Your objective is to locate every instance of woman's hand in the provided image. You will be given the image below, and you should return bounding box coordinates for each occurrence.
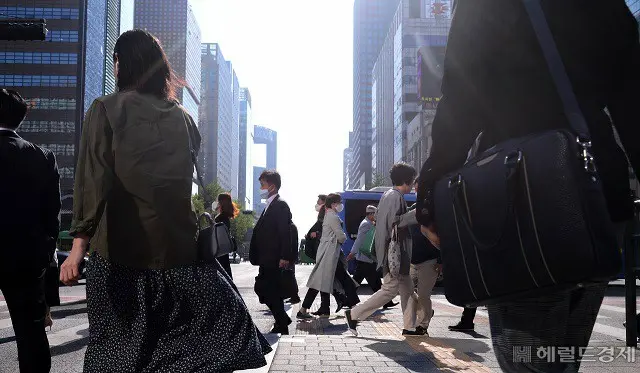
[60,236,89,286]
[310,232,317,239]
[421,225,440,249]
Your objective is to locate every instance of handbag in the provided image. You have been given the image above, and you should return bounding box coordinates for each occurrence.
[433,0,620,307]
[178,109,230,263]
[387,225,402,278]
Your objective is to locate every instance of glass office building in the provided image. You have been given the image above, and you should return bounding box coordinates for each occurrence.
[351,0,401,189]
[1,1,85,197]
[239,88,254,208]
[200,43,239,193]
[135,0,201,121]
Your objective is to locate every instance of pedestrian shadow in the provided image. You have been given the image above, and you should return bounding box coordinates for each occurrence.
[448,329,490,339]
[51,307,88,318]
[50,337,88,356]
[357,336,492,372]
[0,336,16,345]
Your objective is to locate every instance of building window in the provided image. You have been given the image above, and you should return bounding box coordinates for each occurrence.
[18,121,75,133]
[25,98,76,110]
[46,31,79,43]
[40,144,75,157]
[0,75,77,87]
[0,52,78,65]
[0,7,79,20]
[58,167,75,179]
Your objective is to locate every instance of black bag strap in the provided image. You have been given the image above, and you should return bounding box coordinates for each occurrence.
[177,105,212,207]
[521,0,590,139]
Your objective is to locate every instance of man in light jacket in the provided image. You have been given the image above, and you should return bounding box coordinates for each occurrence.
[345,163,421,336]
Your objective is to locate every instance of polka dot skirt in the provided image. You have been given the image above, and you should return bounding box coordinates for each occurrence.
[83,253,272,372]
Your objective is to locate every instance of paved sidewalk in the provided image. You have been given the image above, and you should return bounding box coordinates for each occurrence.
[266,282,639,373]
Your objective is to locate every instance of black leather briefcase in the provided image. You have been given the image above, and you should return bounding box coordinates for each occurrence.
[434,0,621,308]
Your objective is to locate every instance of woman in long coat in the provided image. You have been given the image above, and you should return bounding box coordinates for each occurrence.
[297,194,358,318]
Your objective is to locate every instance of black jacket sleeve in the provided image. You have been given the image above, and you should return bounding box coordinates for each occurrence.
[43,150,61,255]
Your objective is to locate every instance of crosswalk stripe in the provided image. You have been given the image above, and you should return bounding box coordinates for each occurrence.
[600,304,629,314]
[47,323,89,347]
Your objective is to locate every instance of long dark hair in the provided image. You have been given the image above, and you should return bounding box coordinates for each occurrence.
[113,29,182,100]
[217,193,239,219]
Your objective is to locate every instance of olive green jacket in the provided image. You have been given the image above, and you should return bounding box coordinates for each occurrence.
[70,91,201,269]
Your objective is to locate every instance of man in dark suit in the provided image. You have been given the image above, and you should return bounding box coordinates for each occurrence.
[250,170,294,334]
[0,89,61,372]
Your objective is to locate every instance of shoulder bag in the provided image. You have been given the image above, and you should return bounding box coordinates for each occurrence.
[433,0,621,307]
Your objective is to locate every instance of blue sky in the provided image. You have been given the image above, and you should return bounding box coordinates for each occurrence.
[190,0,354,231]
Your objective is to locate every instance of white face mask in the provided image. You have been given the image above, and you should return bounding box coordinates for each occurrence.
[211,202,219,211]
[315,204,322,212]
[335,204,344,213]
[260,188,270,198]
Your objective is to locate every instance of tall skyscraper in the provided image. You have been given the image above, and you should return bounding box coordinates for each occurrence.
[85,0,134,109]
[231,66,240,195]
[0,0,134,228]
[134,0,201,121]
[253,125,277,214]
[239,88,254,208]
[351,0,401,190]
[1,2,84,196]
[199,43,239,193]
[372,0,451,171]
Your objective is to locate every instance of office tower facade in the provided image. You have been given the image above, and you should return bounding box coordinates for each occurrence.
[0,1,85,196]
[200,43,239,193]
[253,125,277,214]
[371,30,395,186]
[0,0,134,228]
[134,0,201,121]
[239,88,254,208]
[231,67,240,195]
[351,0,401,190]
[372,0,451,169]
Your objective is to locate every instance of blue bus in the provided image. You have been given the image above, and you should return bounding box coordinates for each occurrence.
[337,188,416,273]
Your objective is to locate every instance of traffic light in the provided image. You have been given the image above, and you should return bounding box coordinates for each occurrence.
[0,19,47,41]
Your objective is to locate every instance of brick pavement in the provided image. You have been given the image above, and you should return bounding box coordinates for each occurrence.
[265,288,639,373]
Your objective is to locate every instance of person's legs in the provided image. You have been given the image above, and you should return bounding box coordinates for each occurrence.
[362,262,383,292]
[352,261,367,285]
[397,274,419,331]
[301,288,319,310]
[487,285,605,373]
[350,273,399,321]
[319,292,330,311]
[414,260,439,329]
[261,268,290,328]
[563,283,607,371]
[2,269,51,373]
[333,263,360,308]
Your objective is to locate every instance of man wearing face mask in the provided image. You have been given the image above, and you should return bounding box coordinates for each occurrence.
[250,170,295,334]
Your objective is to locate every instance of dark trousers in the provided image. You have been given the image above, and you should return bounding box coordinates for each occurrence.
[352,260,383,292]
[461,307,477,324]
[488,284,606,373]
[0,268,51,373]
[302,289,330,311]
[258,267,291,326]
[216,255,233,280]
[333,262,360,307]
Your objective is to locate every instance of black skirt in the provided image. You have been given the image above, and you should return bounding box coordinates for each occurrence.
[84,253,271,373]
